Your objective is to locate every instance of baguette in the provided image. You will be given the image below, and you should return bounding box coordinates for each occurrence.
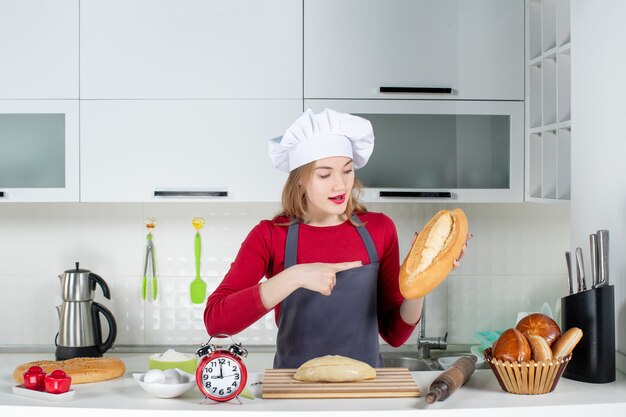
[13,356,125,384]
[551,327,583,359]
[399,208,468,299]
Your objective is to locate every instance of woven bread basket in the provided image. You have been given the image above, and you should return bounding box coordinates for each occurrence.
[483,347,572,395]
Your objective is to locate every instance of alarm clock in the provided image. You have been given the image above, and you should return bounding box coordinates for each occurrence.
[195,335,248,402]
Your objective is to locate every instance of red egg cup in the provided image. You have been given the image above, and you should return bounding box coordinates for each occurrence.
[44,370,72,394]
[23,366,46,391]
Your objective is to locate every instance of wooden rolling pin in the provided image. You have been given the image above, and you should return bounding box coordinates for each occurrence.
[425,356,476,404]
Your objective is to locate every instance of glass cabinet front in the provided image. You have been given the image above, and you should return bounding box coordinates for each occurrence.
[305,99,523,202]
[0,101,78,202]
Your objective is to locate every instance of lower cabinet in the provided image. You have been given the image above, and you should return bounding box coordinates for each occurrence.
[80,100,302,202]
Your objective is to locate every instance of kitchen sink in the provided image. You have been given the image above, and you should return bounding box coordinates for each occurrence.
[381,350,489,372]
[381,352,440,371]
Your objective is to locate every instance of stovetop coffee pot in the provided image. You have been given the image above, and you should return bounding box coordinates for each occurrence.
[55,262,117,360]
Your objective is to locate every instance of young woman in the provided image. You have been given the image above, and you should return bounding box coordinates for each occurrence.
[204,109,467,368]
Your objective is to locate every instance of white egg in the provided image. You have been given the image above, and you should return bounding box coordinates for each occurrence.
[163,369,182,384]
[143,369,166,384]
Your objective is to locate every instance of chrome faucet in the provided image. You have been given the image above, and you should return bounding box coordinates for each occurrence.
[416,298,447,359]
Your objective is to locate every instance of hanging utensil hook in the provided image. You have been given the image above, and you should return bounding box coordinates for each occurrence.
[142,218,158,301]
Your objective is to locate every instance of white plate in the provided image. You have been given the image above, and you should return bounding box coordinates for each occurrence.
[12,385,75,402]
[133,369,197,399]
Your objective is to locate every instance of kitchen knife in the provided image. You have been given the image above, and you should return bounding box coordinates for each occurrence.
[589,234,599,288]
[596,230,609,287]
[565,251,574,294]
[575,247,586,292]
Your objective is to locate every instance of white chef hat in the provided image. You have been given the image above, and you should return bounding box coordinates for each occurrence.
[268,108,375,172]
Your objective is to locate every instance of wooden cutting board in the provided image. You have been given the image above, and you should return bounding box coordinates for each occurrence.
[262,367,420,399]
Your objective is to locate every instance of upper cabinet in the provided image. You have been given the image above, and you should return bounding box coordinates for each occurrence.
[304,0,524,101]
[526,0,571,203]
[306,99,524,203]
[80,100,301,202]
[0,0,79,99]
[0,100,80,202]
[80,0,302,99]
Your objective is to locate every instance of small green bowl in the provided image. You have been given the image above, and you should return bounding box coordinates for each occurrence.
[149,357,197,375]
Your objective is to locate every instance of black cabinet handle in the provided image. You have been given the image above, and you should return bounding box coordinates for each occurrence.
[154,190,228,198]
[0,191,4,198]
[379,87,453,94]
[379,191,452,198]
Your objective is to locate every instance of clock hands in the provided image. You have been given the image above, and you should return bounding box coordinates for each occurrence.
[210,362,225,379]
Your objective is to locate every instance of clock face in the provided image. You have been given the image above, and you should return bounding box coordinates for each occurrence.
[197,354,246,400]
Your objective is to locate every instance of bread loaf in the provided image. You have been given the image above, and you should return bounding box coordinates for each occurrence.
[526,334,553,361]
[551,327,583,359]
[516,313,561,347]
[492,328,531,363]
[399,209,468,299]
[293,355,376,382]
[13,356,125,384]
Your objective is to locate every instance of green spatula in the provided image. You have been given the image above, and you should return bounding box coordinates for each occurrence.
[190,217,206,304]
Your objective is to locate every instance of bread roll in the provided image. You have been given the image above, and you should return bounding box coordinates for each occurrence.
[551,327,583,359]
[516,313,561,347]
[492,328,531,363]
[399,209,468,299]
[293,355,376,382]
[13,357,125,384]
[526,334,553,361]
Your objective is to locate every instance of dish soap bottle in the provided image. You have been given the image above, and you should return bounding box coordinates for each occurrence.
[425,356,477,404]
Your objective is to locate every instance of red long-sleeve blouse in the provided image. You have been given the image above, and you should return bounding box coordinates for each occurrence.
[204,212,416,347]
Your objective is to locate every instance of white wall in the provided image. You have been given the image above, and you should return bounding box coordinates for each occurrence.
[571,1,626,372]
[0,202,569,349]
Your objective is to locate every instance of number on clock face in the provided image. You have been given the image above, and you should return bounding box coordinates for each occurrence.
[201,357,241,398]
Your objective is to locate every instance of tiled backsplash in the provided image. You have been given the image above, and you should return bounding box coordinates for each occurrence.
[0,202,570,348]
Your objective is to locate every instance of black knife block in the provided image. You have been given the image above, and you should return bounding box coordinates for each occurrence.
[560,285,615,383]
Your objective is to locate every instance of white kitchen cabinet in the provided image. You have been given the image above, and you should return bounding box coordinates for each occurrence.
[80,100,302,202]
[526,0,571,202]
[0,0,78,99]
[304,0,524,101]
[306,100,524,203]
[0,100,79,202]
[80,0,302,99]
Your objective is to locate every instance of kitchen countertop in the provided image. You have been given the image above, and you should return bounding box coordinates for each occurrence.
[2,351,626,417]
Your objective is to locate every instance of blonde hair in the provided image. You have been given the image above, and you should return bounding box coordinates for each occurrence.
[276,161,368,226]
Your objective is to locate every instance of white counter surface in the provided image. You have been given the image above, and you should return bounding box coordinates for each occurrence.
[1,351,625,417]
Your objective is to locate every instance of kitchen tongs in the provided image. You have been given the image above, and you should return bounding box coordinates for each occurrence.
[142,218,158,301]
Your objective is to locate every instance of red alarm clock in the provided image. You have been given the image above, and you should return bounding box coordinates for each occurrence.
[195,335,248,402]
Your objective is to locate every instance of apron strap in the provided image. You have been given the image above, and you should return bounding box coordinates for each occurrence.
[284,218,300,268]
[284,214,379,269]
[351,214,379,264]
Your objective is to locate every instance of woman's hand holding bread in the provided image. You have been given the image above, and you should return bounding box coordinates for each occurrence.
[399,209,469,299]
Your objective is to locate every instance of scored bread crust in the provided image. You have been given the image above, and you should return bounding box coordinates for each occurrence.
[493,328,532,363]
[516,313,561,347]
[399,208,468,299]
[293,355,376,382]
[13,356,125,384]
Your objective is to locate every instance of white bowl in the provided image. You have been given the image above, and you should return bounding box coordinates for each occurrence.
[132,369,197,399]
[437,353,484,370]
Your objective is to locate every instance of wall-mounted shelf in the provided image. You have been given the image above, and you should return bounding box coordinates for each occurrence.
[526,0,571,203]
